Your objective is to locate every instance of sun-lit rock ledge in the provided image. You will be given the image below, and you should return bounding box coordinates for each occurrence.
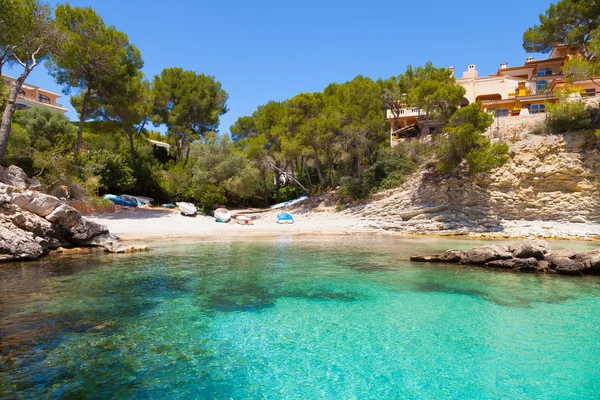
[410,239,600,275]
[0,165,148,262]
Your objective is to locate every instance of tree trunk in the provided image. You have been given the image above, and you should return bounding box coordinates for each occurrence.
[183,147,191,167]
[175,137,183,164]
[291,166,298,198]
[306,165,313,194]
[260,169,269,207]
[75,87,91,155]
[128,130,136,164]
[0,68,31,161]
[274,167,281,203]
[314,152,324,188]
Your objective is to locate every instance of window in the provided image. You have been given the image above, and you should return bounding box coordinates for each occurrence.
[537,68,553,76]
[492,108,509,118]
[585,88,596,97]
[531,104,545,114]
[37,94,50,104]
[537,80,548,92]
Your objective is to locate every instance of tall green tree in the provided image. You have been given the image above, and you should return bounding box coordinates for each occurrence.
[47,3,143,155]
[95,72,152,163]
[0,0,60,161]
[522,0,600,59]
[324,76,387,178]
[152,67,228,164]
[405,62,465,134]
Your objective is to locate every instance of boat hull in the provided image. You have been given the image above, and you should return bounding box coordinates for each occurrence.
[277,212,294,224]
[235,215,253,225]
[176,202,197,216]
[215,208,231,223]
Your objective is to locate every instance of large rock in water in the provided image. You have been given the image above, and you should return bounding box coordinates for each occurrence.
[45,204,109,242]
[0,219,44,261]
[509,239,550,260]
[461,245,513,264]
[0,165,144,262]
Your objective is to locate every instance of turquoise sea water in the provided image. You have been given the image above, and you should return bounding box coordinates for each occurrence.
[1,236,600,399]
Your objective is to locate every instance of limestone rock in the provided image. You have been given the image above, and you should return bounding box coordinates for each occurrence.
[86,234,149,253]
[575,249,600,274]
[45,204,108,242]
[509,239,550,260]
[410,249,464,262]
[6,165,29,189]
[461,245,513,264]
[14,192,62,217]
[570,216,588,223]
[0,183,13,204]
[485,257,539,271]
[546,254,585,275]
[0,220,44,261]
[0,165,142,263]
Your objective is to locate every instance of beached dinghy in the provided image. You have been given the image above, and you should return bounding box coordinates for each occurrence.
[176,202,197,216]
[270,195,308,209]
[235,214,253,225]
[277,212,294,224]
[104,194,138,207]
[214,208,231,223]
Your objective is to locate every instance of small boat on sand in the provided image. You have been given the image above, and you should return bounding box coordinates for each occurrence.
[104,194,138,207]
[270,195,308,210]
[215,208,231,223]
[122,195,154,207]
[235,215,253,225]
[176,202,197,216]
[277,212,294,224]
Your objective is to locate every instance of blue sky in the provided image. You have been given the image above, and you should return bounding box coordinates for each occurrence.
[7,0,554,134]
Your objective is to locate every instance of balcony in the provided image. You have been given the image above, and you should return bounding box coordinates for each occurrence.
[386,108,422,119]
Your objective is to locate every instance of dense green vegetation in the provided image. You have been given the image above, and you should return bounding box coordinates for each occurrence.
[1,0,516,208]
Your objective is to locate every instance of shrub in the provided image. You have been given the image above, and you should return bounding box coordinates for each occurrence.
[436,104,509,175]
[546,100,592,133]
[85,150,136,194]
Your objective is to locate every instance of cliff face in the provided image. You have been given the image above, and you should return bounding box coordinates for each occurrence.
[347,132,600,237]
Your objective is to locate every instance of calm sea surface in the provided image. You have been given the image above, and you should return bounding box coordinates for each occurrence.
[1,236,599,399]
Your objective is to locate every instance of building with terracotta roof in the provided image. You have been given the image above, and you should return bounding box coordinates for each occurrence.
[388,44,599,146]
[2,75,68,114]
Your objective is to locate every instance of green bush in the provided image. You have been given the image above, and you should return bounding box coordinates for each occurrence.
[436,103,509,175]
[546,100,592,133]
[85,150,136,194]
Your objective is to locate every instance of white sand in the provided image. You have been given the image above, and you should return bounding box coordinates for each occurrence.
[88,207,600,242]
[87,208,373,240]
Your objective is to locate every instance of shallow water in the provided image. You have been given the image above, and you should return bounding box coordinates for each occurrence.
[1,236,600,399]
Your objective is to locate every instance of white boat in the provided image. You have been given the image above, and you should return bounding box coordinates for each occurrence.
[122,195,154,207]
[176,202,197,216]
[214,208,231,223]
[235,215,253,225]
[270,195,308,210]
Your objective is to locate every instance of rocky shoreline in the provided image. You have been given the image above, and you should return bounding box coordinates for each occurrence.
[411,239,600,276]
[0,165,147,263]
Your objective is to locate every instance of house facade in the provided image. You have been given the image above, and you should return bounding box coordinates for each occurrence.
[2,75,68,114]
[388,44,598,146]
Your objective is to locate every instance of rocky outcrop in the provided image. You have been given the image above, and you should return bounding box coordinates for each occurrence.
[410,239,600,276]
[345,129,600,238]
[0,166,148,262]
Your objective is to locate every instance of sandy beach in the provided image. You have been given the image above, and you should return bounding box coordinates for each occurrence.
[87,207,374,241]
[87,206,600,242]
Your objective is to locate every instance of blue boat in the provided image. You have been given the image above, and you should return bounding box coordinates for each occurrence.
[277,212,294,224]
[103,194,138,207]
